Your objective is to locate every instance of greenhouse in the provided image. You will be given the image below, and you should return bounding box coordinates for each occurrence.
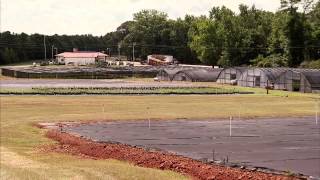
[216,67,247,85]
[300,71,320,93]
[156,68,183,81]
[273,69,320,93]
[229,68,320,93]
[237,68,288,88]
[217,67,320,93]
[172,69,222,82]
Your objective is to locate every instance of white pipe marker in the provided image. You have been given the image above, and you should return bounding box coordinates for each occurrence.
[230,116,232,137]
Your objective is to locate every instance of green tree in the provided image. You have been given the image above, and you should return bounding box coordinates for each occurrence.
[251,54,288,67]
[269,11,289,57]
[306,1,320,61]
[280,0,314,67]
[188,17,225,65]
[1,48,18,64]
[123,10,170,59]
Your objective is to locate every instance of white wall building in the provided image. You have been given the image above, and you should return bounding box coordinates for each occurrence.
[56,51,108,66]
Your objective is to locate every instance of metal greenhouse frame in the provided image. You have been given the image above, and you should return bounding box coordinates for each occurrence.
[237,68,288,88]
[273,69,320,93]
[157,68,183,81]
[172,69,222,82]
[216,67,247,85]
[230,68,320,93]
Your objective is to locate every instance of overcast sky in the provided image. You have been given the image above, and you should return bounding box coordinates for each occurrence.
[1,0,281,36]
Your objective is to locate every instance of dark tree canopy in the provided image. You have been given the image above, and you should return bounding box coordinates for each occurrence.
[1,1,319,68]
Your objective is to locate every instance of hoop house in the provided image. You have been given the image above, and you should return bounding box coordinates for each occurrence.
[157,68,183,81]
[300,71,320,93]
[274,69,320,92]
[172,69,222,82]
[238,68,287,88]
[217,67,247,84]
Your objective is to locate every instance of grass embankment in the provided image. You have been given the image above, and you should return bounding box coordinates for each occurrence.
[0,87,244,95]
[1,93,319,179]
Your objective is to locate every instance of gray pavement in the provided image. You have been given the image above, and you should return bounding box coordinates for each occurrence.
[64,117,320,178]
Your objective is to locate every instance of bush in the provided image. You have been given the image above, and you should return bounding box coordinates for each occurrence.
[300,60,320,69]
[250,54,288,67]
[40,61,49,66]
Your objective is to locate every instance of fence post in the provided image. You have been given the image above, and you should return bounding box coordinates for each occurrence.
[229,116,232,137]
[102,104,105,120]
[212,149,215,162]
[316,102,319,125]
[147,107,150,129]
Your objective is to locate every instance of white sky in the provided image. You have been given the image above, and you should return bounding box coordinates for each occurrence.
[1,0,281,36]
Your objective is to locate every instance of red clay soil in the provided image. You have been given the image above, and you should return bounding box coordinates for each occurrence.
[46,130,301,180]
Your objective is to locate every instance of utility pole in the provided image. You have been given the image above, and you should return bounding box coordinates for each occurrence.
[107,48,110,57]
[44,35,47,61]
[51,45,54,60]
[0,0,2,36]
[132,42,136,61]
[118,43,121,60]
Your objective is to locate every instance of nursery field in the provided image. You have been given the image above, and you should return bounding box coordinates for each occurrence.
[1,93,319,179]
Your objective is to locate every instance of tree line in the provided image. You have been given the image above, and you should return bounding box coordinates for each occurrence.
[0,0,319,68]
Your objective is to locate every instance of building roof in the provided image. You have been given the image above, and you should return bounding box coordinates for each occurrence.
[301,71,320,88]
[55,52,108,58]
[174,69,223,82]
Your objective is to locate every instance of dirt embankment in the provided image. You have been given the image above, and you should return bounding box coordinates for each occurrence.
[44,130,301,180]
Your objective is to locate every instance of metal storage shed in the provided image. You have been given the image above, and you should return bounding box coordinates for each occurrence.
[172,69,222,82]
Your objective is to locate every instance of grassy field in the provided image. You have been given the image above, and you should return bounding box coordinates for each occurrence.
[1,92,319,179]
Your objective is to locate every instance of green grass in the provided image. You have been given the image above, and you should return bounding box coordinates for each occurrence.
[1,93,319,179]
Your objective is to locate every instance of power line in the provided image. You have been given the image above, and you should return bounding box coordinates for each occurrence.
[0,0,2,36]
[43,35,46,60]
[0,40,320,50]
[0,43,319,50]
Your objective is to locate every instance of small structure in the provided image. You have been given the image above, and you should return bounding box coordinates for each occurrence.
[179,64,213,69]
[56,50,108,66]
[157,68,181,81]
[172,69,222,82]
[217,67,320,93]
[274,69,320,93]
[300,71,320,93]
[237,68,288,88]
[147,55,173,66]
[217,67,247,85]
